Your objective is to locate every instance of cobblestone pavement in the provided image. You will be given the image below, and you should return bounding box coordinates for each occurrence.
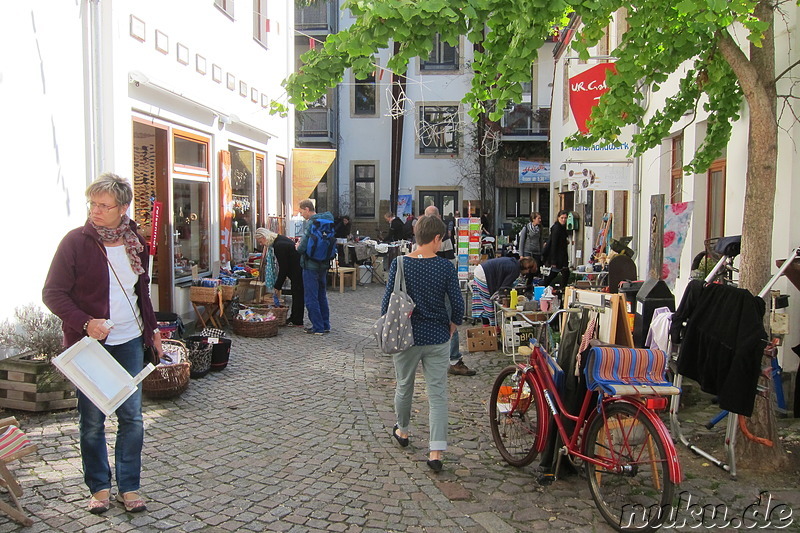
[2,283,799,531]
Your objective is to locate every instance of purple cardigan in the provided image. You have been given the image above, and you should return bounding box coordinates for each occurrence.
[42,220,158,348]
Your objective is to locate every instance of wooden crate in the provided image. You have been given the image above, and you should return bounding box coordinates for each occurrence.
[0,355,77,412]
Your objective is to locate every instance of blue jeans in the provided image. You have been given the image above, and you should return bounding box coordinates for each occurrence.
[302,268,330,332]
[449,330,462,363]
[78,336,144,494]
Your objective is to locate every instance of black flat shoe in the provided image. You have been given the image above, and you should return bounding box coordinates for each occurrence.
[426,459,443,472]
[392,425,409,447]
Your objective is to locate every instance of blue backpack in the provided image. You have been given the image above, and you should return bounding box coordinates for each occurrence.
[306,218,337,262]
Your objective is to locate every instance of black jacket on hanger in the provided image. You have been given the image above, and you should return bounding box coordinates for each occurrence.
[673,281,767,416]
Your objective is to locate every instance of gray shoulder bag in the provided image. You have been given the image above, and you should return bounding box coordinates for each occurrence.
[372,256,415,354]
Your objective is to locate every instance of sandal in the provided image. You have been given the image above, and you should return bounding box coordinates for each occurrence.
[117,491,147,513]
[88,490,111,514]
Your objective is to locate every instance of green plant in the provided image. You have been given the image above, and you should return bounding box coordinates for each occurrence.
[0,304,63,361]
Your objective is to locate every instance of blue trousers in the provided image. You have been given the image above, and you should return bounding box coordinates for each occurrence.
[78,336,144,494]
[302,268,330,332]
[449,330,462,363]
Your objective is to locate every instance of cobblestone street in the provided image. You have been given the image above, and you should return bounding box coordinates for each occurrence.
[2,283,799,532]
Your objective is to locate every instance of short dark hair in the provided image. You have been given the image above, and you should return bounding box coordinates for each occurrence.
[557,209,569,218]
[519,257,537,273]
[414,215,446,245]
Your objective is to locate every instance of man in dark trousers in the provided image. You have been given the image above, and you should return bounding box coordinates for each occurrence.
[297,199,334,335]
[383,212,405,242]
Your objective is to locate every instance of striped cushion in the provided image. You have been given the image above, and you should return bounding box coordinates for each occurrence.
[0,426,31,460]
[584,346,680,397]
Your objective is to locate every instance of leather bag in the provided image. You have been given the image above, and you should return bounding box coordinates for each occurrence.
[372,256,415,354]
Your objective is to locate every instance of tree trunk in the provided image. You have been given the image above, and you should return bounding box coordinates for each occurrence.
[717,1,786,469]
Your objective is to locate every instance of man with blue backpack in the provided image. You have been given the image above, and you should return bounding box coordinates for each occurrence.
[296,199,337,334]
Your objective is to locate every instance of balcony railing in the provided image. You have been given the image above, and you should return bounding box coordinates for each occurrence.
[295,2,334,32]
[500,104,550,138]
[296,108,334,142]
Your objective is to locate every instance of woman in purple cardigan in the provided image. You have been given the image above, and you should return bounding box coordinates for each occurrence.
[43,173,162,515]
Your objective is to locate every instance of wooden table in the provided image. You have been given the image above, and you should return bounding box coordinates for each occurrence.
[330,266,357,293]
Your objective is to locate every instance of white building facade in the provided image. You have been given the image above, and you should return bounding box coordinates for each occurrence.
[1,1,294,322]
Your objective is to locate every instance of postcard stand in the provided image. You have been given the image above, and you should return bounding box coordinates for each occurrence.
[52,336,155,416]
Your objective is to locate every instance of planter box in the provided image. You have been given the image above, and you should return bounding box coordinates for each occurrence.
[0,354,77,412]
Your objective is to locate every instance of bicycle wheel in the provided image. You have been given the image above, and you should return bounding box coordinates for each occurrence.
[489,366,543,467]
[584,401,675,532]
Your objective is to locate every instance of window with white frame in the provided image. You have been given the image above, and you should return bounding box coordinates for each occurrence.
[419,105,460,155]
[421,34,459,71]
[172,130,211,280]
[354,164,376,218]
[215,0,234,18]
[353,72,377,116]
[253,0,268,47]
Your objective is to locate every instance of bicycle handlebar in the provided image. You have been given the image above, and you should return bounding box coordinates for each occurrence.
[513,307,580,327]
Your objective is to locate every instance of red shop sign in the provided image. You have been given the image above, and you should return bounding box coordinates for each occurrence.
[569,63,617,134]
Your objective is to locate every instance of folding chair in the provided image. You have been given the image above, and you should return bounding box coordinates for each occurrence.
[0,417,38,526]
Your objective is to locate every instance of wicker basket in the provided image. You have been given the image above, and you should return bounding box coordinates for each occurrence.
[220,285,236,301]
[497,385,532,412]
[142,340,191,399]
[190,286,219,305]
[232,317,279,338]
[243,304,287,326]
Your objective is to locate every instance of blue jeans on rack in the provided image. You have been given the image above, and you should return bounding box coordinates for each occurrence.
[303,268,330,332]
[78,336,144,495]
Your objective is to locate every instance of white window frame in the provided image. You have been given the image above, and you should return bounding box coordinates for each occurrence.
[214,0,234,19]
[253,0,268,49]
[351,71,378,117]
[420,34,460,73]
[352,161,378,219]
[417,104,461,156]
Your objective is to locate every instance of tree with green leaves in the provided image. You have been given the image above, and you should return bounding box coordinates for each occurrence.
[284,0,794,469]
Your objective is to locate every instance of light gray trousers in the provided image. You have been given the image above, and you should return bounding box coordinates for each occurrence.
[393,341,449,451]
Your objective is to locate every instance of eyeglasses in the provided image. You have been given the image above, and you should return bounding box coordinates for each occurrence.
[87,201,119,213]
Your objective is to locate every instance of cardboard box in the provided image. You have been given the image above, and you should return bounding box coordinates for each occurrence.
[466,327,498,352]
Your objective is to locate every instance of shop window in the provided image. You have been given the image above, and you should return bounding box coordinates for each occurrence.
[353,73,377,116]
[670,134,683,203]
[173,180,210,280]
[706,159,726,239]
[354,164,376,218]
[419,105,459,155]
[421,34,458,71]
[253,0,268,48]
[504,188,532,218]
[229,145,265,264]
[173,130,209,176]
[214,0,234,19]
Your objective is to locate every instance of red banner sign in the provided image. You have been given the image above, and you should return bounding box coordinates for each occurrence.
[149,201,162,256]
[569,63,617,134]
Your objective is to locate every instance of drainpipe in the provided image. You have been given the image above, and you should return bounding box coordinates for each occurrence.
[87,0,104,179]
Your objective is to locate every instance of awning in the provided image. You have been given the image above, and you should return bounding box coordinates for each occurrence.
[291,148,336,213]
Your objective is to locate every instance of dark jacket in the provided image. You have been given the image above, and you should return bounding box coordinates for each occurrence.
[385,216,404,242]
[518,222,542,257]
[42,219,158,348]
[297,211,334,270]
[543,221,569,268]
[334,219,351,239]
[482,257,522,295]
[272,235,303,291]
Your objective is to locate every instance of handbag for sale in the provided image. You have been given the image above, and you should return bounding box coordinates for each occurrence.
[372,256,415,354]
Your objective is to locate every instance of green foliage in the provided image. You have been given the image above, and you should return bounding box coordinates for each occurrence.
[282,0,775,174]
[0,304,63,360]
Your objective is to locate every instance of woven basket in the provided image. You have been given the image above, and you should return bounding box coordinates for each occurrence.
[497,385,532,412]
[190,286,219,305]
[243,304,287,326]
[232,317,279,338]
[142,340,191,399]
[220,285,236,302]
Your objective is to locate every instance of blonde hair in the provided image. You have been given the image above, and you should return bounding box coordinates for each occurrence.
[255,228,277,247]
[86,172,133,206]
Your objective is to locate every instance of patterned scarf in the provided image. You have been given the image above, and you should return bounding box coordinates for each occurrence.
[263,246,277,291]
[90,214,145,275]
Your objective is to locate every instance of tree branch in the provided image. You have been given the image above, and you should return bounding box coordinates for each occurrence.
[775,58,800,83]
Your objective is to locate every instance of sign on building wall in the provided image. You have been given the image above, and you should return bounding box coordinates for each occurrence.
[565,163,632,192]
[397,194,413,217]
[519,160,550,183]
[569,63,617,134]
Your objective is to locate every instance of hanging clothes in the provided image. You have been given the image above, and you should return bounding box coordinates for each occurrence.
[673,281,767,417]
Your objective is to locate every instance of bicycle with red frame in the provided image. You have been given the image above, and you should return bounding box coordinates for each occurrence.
[489,309,682,532]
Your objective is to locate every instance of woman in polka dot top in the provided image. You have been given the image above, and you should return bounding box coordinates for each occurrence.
[381,215,463,472]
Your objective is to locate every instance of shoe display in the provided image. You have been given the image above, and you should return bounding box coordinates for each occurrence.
[448,360,476,376]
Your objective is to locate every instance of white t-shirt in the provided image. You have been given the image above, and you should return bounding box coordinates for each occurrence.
[105,245,143,346]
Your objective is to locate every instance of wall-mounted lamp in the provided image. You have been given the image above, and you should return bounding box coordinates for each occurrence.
[128,71,149,87]
[217,114,231,125]
[559,164,567,170]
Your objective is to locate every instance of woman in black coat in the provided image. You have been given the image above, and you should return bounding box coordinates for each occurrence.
[255,228,305,326]
[542,210,570,288]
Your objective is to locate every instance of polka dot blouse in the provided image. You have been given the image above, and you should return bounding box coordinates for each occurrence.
[381,256,463,346]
